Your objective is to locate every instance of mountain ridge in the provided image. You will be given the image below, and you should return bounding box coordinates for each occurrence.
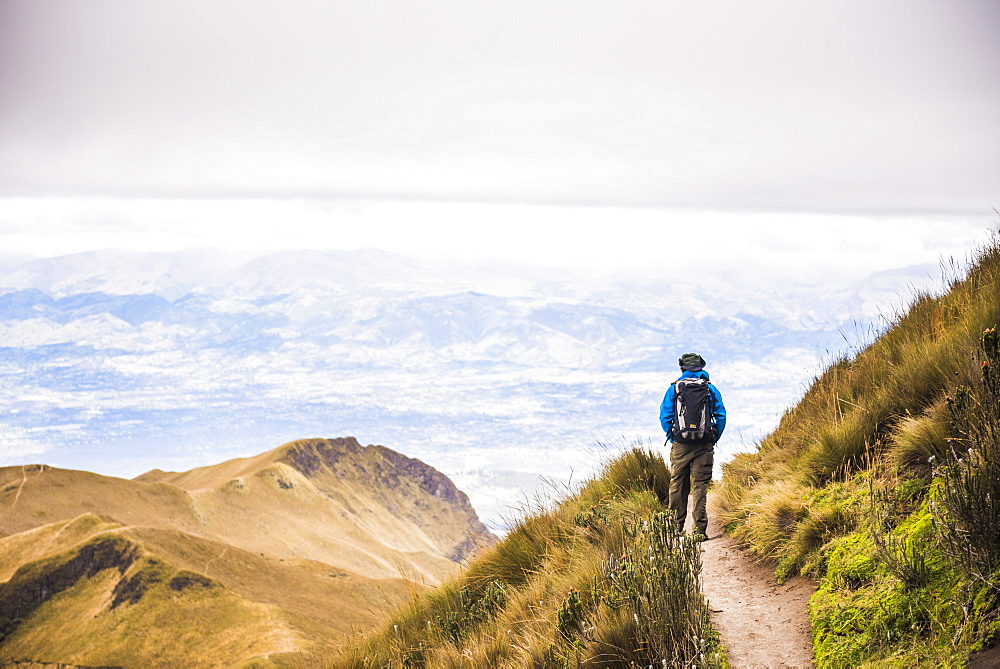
[0,437,494,666]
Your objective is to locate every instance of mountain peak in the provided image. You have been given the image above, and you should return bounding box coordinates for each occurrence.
[281,436,467,504]
[277,437,494,561]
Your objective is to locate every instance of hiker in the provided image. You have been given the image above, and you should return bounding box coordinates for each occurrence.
[660,352,726,540]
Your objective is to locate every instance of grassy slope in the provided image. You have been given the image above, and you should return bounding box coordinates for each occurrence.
[0,517,280,666]
[715,239,1000,666]
[0,437,491,666]
[337,447,726,668]
[0,513,417,666]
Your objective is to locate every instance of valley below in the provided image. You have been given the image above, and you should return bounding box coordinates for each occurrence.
[0,249,945,530]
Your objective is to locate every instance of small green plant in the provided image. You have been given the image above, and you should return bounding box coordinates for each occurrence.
[432,578,508,643]
[870,527,931,589]
[868,479,931,588]
[572,504,608,530]
[556,587,585,641]
[434,610,462,644]
[541,643,570,668]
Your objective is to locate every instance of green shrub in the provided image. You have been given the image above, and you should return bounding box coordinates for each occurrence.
[931,327,1000,582]
[596,512,720,666]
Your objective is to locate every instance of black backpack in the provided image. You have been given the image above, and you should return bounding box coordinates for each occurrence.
[671,377,717,445]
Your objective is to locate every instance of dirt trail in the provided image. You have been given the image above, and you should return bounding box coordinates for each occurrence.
[699,501,816,668]
[9,465,29,511]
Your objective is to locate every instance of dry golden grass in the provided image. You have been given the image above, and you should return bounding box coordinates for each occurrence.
[337,446,724,668]
[720,237,1000,574]
[0,438,487,667]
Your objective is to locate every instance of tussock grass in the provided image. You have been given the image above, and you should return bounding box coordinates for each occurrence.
[336,445,725,668]
[887,401,950,478]
[718,229,1000,666]
[730,480,809,562]
[591,444,671,504]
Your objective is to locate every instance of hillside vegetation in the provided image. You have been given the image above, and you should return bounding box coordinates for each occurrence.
[338,447,725,668]
[716,237,1000,666]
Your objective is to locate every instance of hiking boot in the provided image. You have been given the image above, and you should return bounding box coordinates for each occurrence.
[691,530,708,543]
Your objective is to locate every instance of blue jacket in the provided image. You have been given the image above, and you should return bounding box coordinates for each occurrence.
[660,369,726,441]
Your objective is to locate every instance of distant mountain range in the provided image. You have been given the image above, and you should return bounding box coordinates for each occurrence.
[0,437,491,666]
[0,249,946,528]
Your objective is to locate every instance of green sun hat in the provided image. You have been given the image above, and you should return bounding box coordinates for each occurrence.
[679,353,706,371]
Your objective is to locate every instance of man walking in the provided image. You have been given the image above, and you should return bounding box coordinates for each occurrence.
[660,352,726,540]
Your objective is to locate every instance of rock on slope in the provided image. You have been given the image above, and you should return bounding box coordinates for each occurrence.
[0,437,494,667]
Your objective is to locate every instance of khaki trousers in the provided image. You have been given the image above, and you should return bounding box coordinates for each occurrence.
[668,441,714,535]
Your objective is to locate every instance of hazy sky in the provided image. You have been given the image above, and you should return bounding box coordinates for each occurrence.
[1,1,998,270]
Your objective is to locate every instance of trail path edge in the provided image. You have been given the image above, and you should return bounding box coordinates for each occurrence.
[699,497,816,668]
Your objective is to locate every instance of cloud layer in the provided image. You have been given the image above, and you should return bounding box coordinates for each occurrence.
[0,198,991,283]
[2,0,998,212]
